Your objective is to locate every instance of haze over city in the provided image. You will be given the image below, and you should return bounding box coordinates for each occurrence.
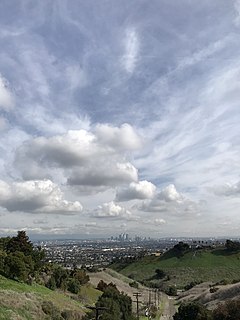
[0,0,240,239]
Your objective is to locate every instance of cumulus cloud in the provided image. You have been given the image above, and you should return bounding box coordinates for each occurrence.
[154,218,166,225]
[157,184,184,202]
[68,162,138,187]
[0,75,14,110]
[0,179,82,214]
[139,184,200,217]
[15,125,141,190]
[93,201,132,218]
[95,123,142,151]
[116,180,156,201]
[212,181,240,197]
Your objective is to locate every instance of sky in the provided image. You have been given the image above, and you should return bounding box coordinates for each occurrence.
[0,0,240,239]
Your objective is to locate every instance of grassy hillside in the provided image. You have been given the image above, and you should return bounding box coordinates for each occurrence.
[110,248,240,289]
[0,275,101,320]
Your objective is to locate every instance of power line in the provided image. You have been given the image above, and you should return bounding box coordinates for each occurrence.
[133,292,142,320]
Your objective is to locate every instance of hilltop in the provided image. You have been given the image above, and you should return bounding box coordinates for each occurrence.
[110,244,240,290]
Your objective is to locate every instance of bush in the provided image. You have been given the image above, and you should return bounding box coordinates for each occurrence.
[184,281,202,291]
[173,302,212,320]
[155,269,166,279]
[42,301,63,319]
[129,281,139,288]
[165,286,177,296]
[61,310,82,320]
[209,287,219,293]
[68,278,81,294]
[46,276,57,290]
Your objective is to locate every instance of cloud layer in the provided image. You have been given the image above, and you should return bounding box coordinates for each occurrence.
[0,0,240,237]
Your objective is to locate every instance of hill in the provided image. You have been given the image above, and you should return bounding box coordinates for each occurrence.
[0,275,101,320]
[110,248,240,289]
[177,281,240,310]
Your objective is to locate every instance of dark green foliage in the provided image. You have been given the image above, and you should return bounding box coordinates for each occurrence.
[225,240,240,252]
[70,268,89,285]
[46,275,57,290]
[212,299,240,320]
[173,302,212,320]
[209,287,218,293]
[184,281,202,291]
[129,281,138,288]
[165,286,177,296]
[6,231,34,255]
[67,278,81,294]
[0,231,45,284]
[4,251,34,281]
[84,282,136,320]
[97,279,108,292]
[155,268,166,279]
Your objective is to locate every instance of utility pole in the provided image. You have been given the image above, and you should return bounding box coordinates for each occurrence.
[133,292,142,320]
[148,289,152,306]
[86,306,109,320]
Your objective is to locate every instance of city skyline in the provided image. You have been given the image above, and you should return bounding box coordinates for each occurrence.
[0,1,240,238]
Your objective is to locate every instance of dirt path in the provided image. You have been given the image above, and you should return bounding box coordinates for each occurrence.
[159,294,176,320]
[88,269,177,318]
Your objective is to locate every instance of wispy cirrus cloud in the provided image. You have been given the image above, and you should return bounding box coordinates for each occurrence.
[121,28,139,74]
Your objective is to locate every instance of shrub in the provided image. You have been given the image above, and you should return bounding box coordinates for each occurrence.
[68,278,81,294]
[42,301,63,319]
[165,286,177,296]
[129,281,139,288]
[155,269,166,279]
[173,302,212,320]
[209,287,219,293]
[184,281,202,291]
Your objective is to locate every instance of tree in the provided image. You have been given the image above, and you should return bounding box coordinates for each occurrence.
[6,231,33,255]
[225,240,240,252]
[83,283,136,320]
[173,302,212,320]
[67,278,81,294]
[155,268,166,279]
[71,268,89,285]
[4,251,34,281]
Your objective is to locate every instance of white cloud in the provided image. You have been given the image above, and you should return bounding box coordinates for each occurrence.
[121,28,139,73]
[93,201,132,218]
[0,75,14,110]
[15,125,140,190]
[95,123,142,151]
[154,218,166,225]
[157,184,184,202]
[139,184,200,217]
[116,180,156,201]
[0,179,82,214]
[212,181,240,197]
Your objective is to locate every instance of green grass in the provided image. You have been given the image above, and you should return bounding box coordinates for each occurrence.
[111,249,240,289]
[0,275,101,319]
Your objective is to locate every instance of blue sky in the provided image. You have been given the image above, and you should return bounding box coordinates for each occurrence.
[0,0,240,238]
